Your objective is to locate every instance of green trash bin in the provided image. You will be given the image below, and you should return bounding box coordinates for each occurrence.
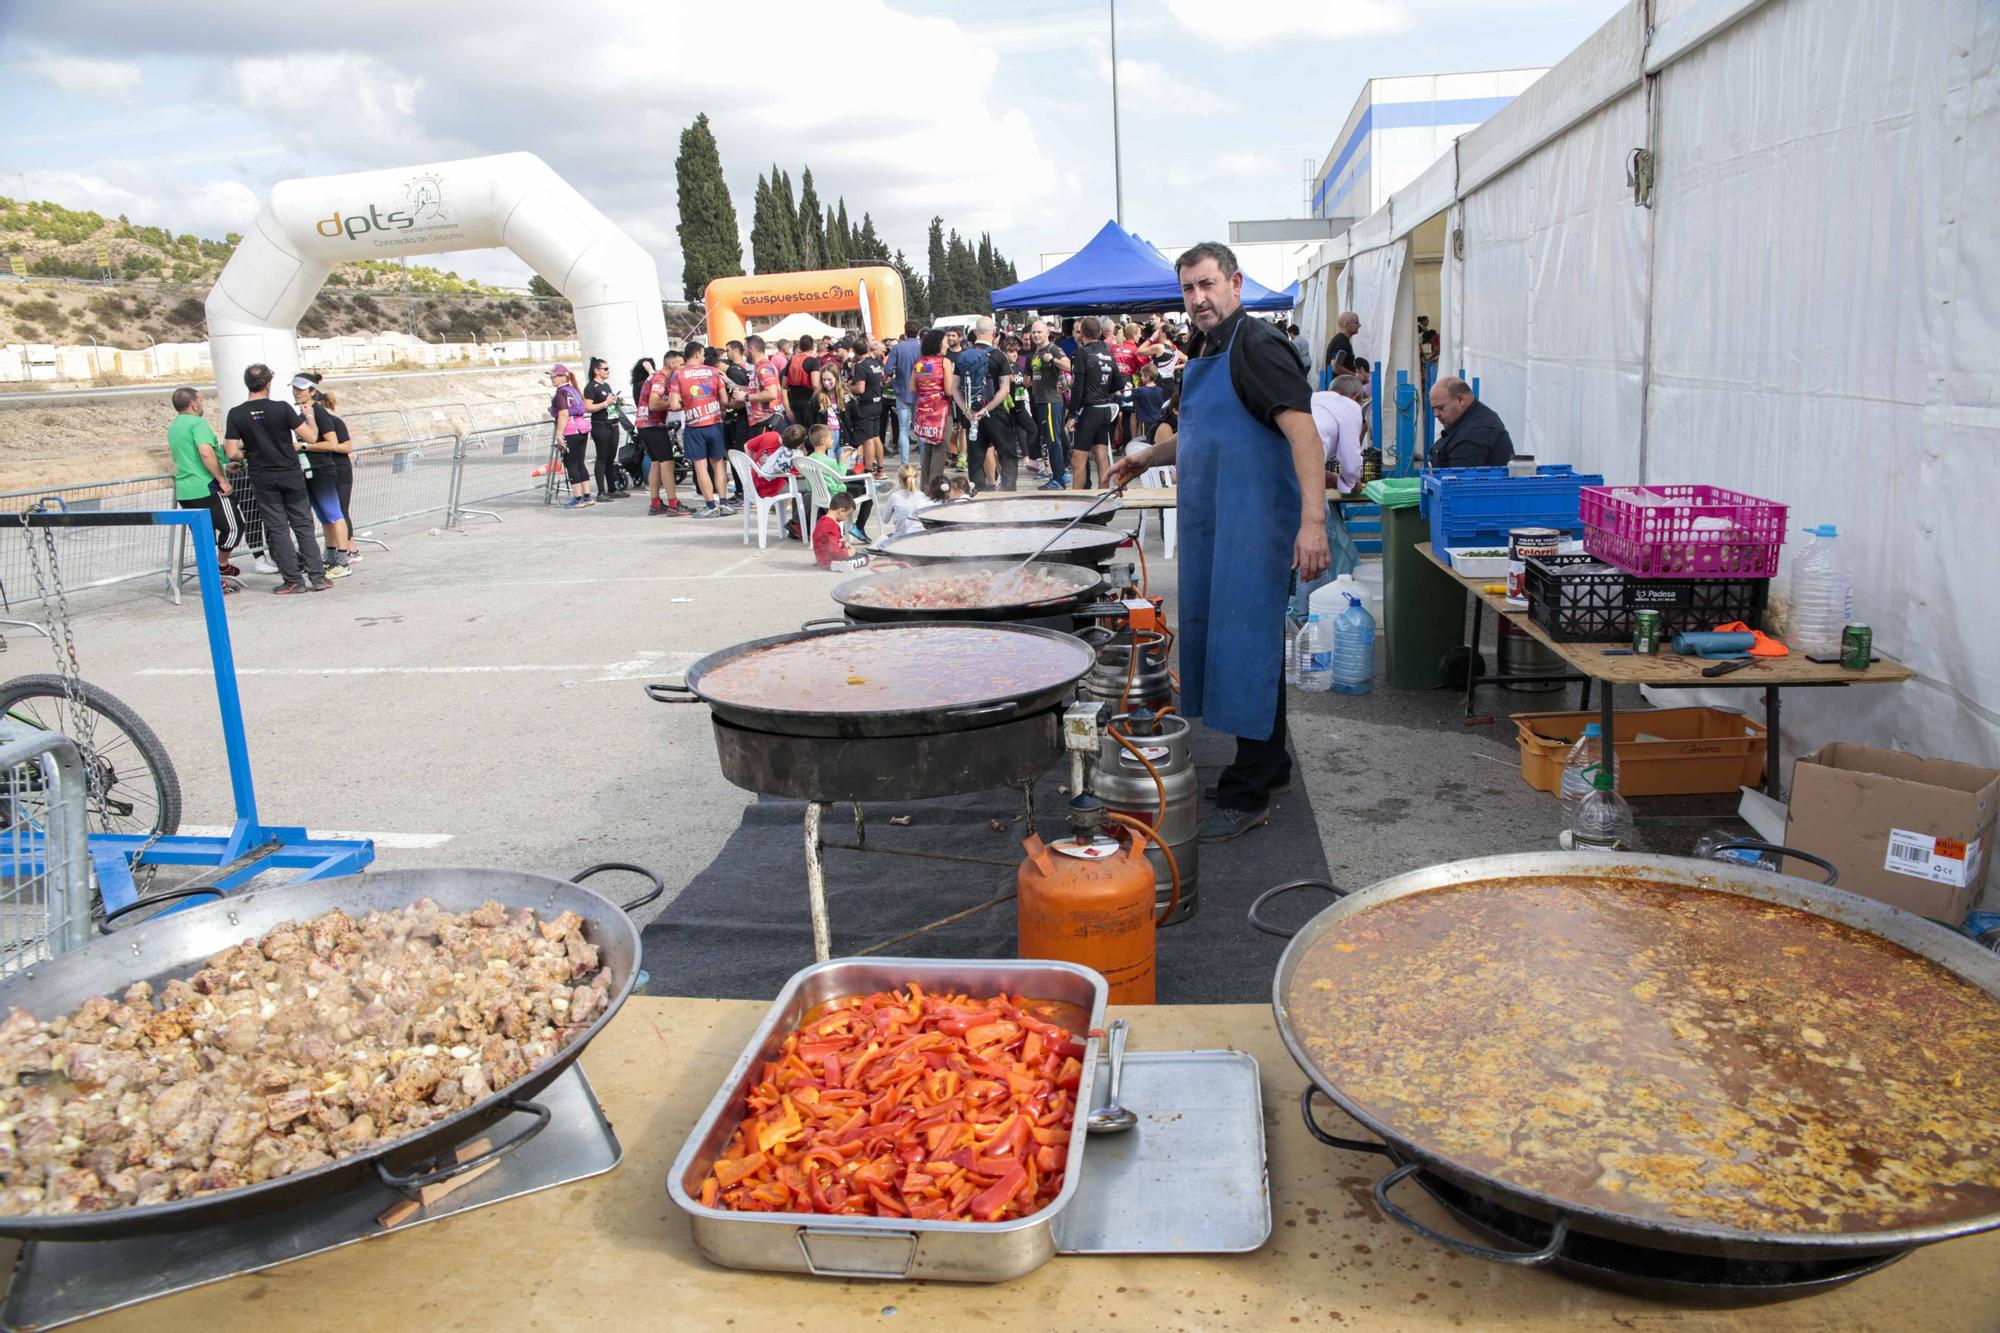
[1381,502,1468,690]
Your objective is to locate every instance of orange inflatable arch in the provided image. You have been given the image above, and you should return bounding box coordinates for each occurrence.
[704,266,908,346]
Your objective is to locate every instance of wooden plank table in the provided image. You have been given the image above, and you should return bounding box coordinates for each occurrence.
[1417,542,1915,793]
[1037,486,1176,510]
[29,995,1998,1332]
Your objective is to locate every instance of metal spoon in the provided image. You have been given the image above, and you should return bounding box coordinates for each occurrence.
[988,484,1127,602]
[1086,1018,1138,1134]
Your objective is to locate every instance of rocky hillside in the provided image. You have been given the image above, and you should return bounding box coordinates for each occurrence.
[0,196,579,347]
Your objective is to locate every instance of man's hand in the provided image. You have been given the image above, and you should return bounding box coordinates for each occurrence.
[218,478,233,497]
[1294,519,1331,582]
[1106,447,1153,489]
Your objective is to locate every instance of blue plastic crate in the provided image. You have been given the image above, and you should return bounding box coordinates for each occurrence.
[1422,466,1604,552]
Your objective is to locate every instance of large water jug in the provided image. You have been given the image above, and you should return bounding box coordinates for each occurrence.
[1296,614,1333,692]
[1331,593,1375,695]
[1559,723,1605,831]
[1309,574,1363,627]
[1787,524,1852,658]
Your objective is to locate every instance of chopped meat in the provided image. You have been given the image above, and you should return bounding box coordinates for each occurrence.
[0,900,611,1216]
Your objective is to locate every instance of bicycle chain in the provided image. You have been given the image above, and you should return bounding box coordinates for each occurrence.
[24,507,166,891]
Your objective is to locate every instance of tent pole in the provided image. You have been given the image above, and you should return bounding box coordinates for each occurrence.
[1109,0,1124,226]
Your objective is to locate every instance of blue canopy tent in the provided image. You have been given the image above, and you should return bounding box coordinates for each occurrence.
[990,220,1295,314]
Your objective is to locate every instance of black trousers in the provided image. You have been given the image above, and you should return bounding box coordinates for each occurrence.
[971,418,1020,492]
[591,420,622,491]
[176,492,236,557]
[249,470,325,584]
[1215,679,1291,812]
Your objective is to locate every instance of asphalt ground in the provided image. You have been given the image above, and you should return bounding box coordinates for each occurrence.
[42,486,1746,949]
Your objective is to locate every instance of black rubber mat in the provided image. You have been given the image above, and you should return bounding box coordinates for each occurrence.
[639,721,1330,1003]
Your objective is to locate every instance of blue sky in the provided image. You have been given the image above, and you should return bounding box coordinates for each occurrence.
[0,0,1620,291]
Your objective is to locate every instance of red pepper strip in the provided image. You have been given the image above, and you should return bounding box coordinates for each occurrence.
[1031,1126,1071,1147]
[1035,1145,1064,1172]
[713,1150,767,1187]
[867,1185,907,1215]
[968,1163,1027,1220]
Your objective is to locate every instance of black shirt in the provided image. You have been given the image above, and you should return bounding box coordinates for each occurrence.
[1023,346,1066,402]
[304,405,352,477]
[1071,341,1117,410]
[1325,331,1354,374]
[848,355,885,405]
[1432,399,1515,469]
[1189,308,1313,430]
[224,397,306,475]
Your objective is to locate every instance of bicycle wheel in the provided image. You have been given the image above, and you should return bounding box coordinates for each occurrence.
[0,674,183,838]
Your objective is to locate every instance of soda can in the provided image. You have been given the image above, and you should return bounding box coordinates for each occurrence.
[1633,609,1663,654]
[1842,623,1872,671]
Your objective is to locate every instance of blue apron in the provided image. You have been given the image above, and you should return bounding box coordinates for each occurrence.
[1175,322,1300,740]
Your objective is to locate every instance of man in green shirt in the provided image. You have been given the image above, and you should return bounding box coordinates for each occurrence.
[167,386,240,578]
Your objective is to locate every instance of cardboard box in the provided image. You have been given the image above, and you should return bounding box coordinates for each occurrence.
[1783,744,1998,924]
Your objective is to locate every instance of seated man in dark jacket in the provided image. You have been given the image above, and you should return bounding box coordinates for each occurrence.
[1428,375,1514,469]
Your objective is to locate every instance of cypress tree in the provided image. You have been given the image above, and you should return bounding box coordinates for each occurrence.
[976,233,997,299]
[834,199,854,259]
[823,206,848,268]
[892,248,928,325]
[774,169,802,270]
[797,167,825,270]
[748,174,775,274]
[925,217,950,316]
[947,230,982,314]
[673,112,742,301]
[857,213,886,262]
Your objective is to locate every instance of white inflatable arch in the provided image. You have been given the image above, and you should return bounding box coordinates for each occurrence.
[206,152,668,411]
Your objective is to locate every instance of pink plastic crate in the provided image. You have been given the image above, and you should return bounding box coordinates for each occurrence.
[1580,484,1788,579]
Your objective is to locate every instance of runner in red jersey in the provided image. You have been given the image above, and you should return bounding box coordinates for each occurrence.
[744,334,783,430]
[668,342,737,517]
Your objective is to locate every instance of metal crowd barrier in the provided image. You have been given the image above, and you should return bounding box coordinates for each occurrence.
[0,413,555,606]
[0,721,94,977]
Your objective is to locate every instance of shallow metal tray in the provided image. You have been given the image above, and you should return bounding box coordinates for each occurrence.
[1054,1050,1271,1255]
[667,957,1108,1282]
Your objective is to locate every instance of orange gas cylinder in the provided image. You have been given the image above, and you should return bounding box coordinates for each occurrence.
[1017,795,1175,1003]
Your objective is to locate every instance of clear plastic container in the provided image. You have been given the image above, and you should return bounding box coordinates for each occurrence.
[1284,614,1304,688]
[1332,593,1375,695]
[1296,614,1333,693]
[1565,770,1636,851]
[1787,524,1852,658]
[1558,722,1605,831]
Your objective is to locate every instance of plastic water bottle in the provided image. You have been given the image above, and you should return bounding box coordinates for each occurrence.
[1558,723,1606,831]
[1296,614,1333,693]
[1566,770,1637,851]
[1331,593,1375,695]
[1787,524,1852,658]
[1284,613,1304,688]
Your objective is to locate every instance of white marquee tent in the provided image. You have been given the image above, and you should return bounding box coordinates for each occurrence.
[751,312,844,343]
[1297,0,1999,766]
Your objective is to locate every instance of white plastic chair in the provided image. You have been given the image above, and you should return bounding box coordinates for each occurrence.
[1137,464,1177,559]
[802,464,876,543]
[726,451,799,549]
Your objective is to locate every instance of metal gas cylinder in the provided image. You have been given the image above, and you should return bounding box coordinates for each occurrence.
[1090,712,1199,925]
[1079,630,1174,714]
[1017,794,1162,1004]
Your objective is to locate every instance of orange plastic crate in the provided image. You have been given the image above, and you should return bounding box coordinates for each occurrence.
[1513,707,1768,797]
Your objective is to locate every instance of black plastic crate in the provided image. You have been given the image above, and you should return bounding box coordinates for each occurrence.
[1525,553,1769,643]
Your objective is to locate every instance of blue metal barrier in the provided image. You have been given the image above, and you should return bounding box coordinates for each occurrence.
[0,507,373,916]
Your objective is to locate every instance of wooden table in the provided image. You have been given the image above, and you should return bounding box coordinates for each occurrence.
[1417,542,1914,793]
[31,995,1997,1332]
[1037,486,1176,510]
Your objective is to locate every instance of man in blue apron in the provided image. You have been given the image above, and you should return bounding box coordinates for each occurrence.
[1110,242,1330,842]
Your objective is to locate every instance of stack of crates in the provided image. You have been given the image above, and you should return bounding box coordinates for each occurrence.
[1420,466,1605,554]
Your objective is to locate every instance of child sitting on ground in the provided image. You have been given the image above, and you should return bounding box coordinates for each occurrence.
[880,463,930,539]
[813,491,868,571]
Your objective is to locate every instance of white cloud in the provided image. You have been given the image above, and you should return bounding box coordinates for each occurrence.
[19,1,1069,294]
[1163,0,1409,49]
[230,53,435,161]
[14,49,143,103]
[18,168,259,237]
[1097,55,1232,116]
